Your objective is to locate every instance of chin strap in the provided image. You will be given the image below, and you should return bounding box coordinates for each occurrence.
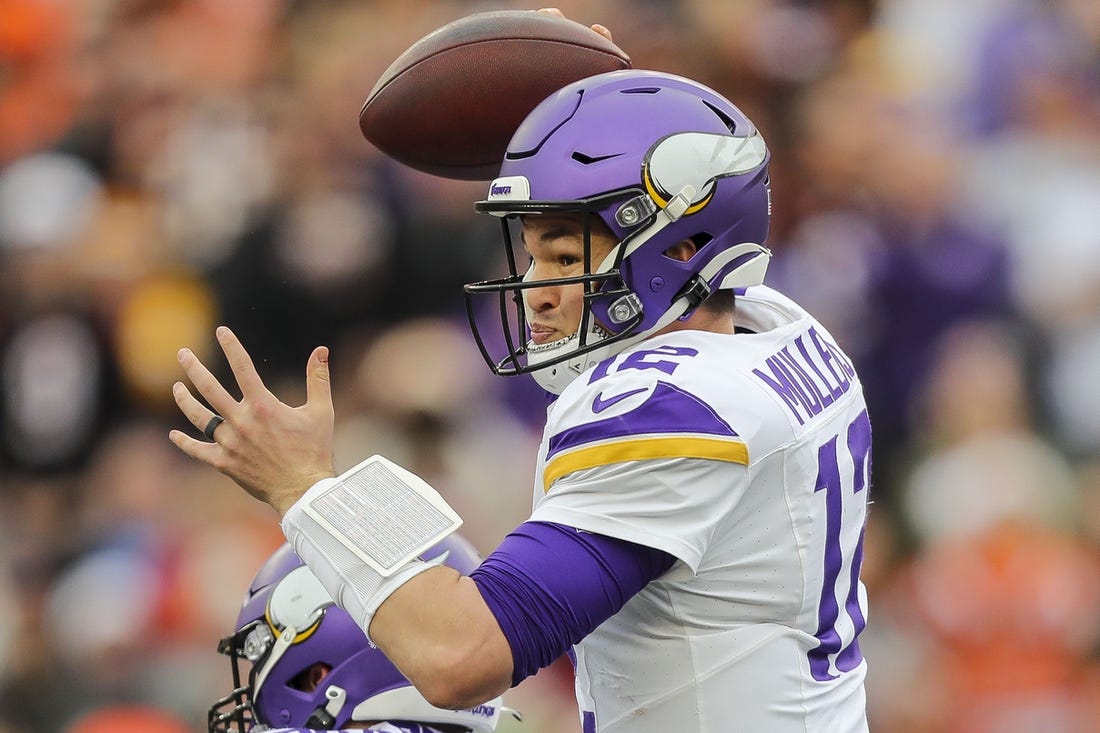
[674,241,771,320]
[305,685,347,729]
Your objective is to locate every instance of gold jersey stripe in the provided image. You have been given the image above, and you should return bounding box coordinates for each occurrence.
[544,436,749,492]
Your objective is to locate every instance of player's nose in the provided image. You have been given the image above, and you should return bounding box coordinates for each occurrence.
[522,262,564,310]
[523,281,558,313]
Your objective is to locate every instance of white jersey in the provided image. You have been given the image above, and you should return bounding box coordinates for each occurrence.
[529,286,871,733]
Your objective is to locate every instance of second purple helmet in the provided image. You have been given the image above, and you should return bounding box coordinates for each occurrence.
[208,534,503,732]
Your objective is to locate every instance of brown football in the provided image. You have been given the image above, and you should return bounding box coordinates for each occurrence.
[359,10,631,180]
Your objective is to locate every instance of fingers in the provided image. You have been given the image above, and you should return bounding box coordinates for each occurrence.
[168,425,223,464]
[305,345,333,414]
[214,326,268,400]
[170,328,337,511]
[177,345,238,417]
[167,385,225,463]
[537,7,613,42]
[172,380,220,434]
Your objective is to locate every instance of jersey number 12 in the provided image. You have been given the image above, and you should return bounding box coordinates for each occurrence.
[808,409,870,681]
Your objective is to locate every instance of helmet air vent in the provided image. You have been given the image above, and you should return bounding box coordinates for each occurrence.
[571,151,622,165]
[702,99,740,134]
[505,90,585,160]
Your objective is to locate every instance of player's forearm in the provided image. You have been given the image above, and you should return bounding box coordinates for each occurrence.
[369,566,515,709]
[277,460,513,710]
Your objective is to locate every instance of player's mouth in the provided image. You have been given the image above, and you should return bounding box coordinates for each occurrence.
[528,323,565,345]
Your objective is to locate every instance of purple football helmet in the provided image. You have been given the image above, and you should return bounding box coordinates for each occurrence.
[209,535,502,732]
[465,69,772,393]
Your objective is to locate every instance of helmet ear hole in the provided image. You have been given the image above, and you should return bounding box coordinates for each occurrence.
[663,234,712,262]
[288,662,332,692]
[663,239,696,263]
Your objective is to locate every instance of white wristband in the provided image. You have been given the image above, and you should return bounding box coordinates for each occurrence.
[280,455,463,638]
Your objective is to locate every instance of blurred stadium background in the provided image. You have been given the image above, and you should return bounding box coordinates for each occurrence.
[0,0,1098,731]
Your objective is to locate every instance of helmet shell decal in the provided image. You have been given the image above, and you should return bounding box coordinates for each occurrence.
[643,131,768,215]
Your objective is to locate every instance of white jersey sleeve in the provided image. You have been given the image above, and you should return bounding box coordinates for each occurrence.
[529,285,871,733]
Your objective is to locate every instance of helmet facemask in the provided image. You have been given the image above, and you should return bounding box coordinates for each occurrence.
[208,621,272,733]
[465,189,654,393]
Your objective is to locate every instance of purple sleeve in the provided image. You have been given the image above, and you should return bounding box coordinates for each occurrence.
[469,521,676,687]
[265,724,443,732]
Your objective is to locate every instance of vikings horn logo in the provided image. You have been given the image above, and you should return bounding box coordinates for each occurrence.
[643,131,767,215]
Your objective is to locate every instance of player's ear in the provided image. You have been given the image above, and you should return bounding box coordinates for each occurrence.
[289,662,332,692]
[664,239,697,262]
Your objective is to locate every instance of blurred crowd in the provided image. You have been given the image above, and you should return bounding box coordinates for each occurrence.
[0,0,1098,731]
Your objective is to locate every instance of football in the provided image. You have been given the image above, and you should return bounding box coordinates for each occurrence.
[359,10,631,180]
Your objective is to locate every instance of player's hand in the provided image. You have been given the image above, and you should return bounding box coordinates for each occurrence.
[169,326,336,517]
[537,7,613,43]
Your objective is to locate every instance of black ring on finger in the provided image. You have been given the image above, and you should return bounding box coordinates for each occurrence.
[203,414,225,441]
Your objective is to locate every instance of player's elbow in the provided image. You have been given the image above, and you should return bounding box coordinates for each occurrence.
[414,637,513,710]
[419,677,503,712]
